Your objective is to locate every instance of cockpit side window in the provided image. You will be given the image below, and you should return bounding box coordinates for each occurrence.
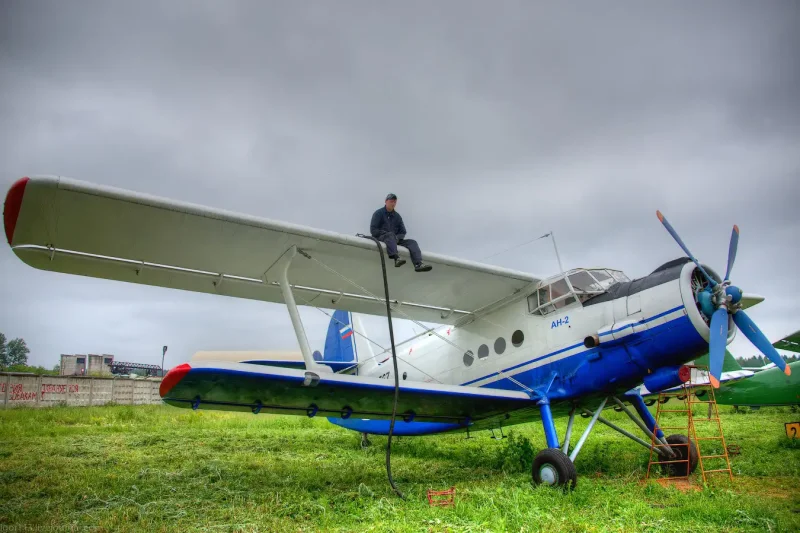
[528,286,555,315]
[529,268,630,316]
[590,269,612,283]
[568,270,601,292]
[549,278,569,300]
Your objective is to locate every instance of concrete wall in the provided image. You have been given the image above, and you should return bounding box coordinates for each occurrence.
[0,373,162,408]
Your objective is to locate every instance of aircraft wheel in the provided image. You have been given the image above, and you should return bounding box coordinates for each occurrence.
[644,399,657,407]
[660,434,698,477]
[531,448,577,490]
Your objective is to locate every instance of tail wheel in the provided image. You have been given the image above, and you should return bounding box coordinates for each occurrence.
[660,434,698,477]
[531,448,577,490]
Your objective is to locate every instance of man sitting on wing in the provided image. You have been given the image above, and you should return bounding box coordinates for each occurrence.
[370,193,432,272]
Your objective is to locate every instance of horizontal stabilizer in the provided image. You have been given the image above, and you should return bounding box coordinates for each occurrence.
[160,361,533,424]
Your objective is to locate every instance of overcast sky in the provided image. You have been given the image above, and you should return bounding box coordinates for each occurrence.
[1,1,798,370]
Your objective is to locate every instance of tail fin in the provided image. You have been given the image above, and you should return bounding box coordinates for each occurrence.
[694,349,742,372]
[314,310,381,375]
[318,310,357,364]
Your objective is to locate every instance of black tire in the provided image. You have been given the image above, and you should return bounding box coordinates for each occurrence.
[531,448,577,490]
[660,434,698,477]
[644,399,657,407]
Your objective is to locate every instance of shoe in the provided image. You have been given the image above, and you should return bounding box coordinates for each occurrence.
[394,257,406,267]
[415,263,432,272]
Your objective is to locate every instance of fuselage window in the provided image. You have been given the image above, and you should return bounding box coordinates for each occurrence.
[478,344,490,359]
[512,330,524,347]
[495,337,506,354]
[463,350,475,366]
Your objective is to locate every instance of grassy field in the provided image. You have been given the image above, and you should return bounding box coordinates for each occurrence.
[0,403,798,532]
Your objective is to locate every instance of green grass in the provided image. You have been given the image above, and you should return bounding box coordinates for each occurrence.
[0,404,798,532]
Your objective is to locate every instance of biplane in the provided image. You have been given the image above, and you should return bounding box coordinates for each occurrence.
[4,175,792,489]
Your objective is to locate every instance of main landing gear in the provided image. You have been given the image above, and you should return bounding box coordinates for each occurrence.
[532,448,577,490]
[532,395,698,490]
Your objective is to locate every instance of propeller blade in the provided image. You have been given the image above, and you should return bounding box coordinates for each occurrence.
[656,210,717,287]
[708,308,729,388]
[724,225,739,281]
[732,310,791,376]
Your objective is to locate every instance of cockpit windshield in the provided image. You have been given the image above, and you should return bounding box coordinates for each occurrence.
[527,267,629,316]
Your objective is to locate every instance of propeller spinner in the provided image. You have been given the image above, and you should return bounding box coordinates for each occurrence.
[656,211,791,387]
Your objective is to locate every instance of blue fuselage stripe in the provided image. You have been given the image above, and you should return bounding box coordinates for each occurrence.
[460,304,685,386]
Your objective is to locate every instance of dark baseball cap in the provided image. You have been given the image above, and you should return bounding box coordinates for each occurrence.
[385,193,397,200]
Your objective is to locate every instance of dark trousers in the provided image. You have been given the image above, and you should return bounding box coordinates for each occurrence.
[379,234,423,265]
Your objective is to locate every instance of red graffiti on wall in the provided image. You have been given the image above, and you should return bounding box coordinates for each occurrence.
[0,381,81,401]
[9,383,37,401]
[39,383,79,399]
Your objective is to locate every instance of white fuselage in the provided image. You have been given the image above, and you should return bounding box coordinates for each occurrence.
[357,262,727,399]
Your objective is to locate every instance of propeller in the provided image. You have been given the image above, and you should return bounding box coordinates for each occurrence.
[656,211,791,387]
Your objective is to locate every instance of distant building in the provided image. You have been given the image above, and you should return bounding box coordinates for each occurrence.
[60,354,114,376]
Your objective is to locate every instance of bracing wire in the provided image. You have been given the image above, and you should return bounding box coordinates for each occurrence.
[301,244,538,395]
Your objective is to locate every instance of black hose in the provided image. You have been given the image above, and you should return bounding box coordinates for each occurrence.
[359,233,404,499]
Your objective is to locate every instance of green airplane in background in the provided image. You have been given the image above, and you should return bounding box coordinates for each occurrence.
[638,330,799,408]
[695,329,799,408]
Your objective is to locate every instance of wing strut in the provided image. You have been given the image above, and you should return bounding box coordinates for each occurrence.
[270,246,331,375]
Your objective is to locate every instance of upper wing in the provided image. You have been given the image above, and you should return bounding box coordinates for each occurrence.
[773,329,800,353]
[5,176,540,323]
[159,360,533,424]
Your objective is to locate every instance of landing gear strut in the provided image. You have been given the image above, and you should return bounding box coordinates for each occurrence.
[532,394,689,490]
[532,399,580,490]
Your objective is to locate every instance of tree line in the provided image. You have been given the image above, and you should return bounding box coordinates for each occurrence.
[735,353,799,368]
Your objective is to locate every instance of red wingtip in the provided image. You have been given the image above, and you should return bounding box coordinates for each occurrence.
[4,177,30,245]
[709,375,720,389]
[656,210,664,222]
[159,363,192,397]
[785,365,792,377]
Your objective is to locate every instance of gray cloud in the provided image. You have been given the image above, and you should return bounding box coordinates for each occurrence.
[2,1,799,368]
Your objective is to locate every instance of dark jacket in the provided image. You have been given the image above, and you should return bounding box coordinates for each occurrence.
[370,207,407,240]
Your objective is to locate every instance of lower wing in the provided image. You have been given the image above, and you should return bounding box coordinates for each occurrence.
[160,361,533,424]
